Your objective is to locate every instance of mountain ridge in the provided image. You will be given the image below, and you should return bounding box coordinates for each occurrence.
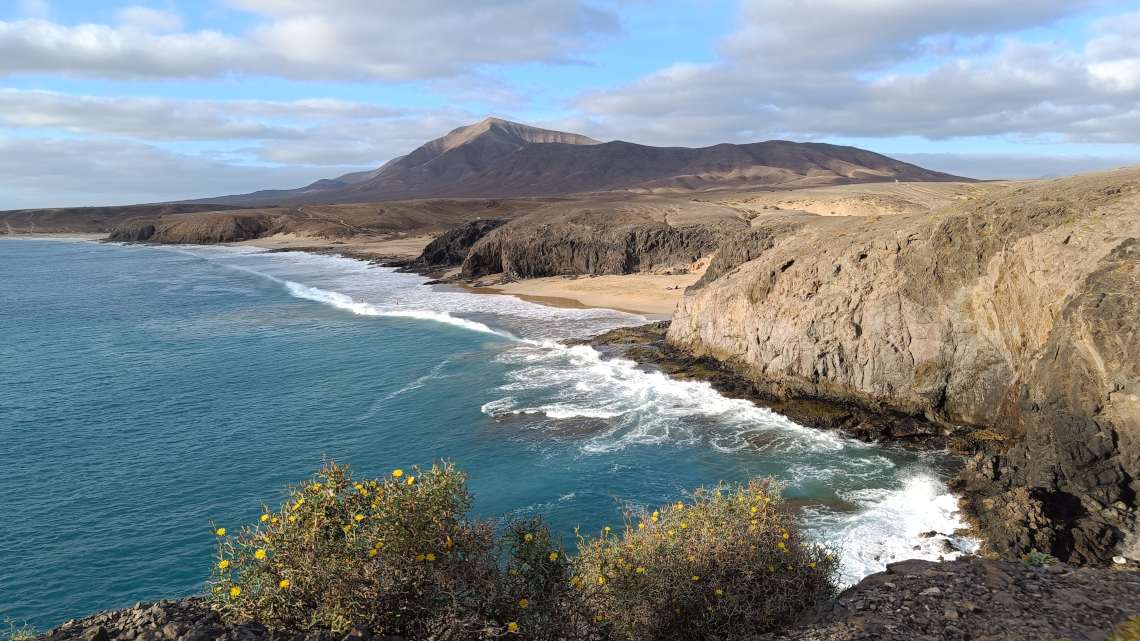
[191,118,970,206]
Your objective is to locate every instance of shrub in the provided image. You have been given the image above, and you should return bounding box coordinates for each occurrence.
[209,462,505,638]
[3,618,36,641]
[210,463,836,641]
[1110,616,1140,641]
[572,479,838,641]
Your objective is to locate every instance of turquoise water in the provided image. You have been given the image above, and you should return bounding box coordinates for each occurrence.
[0,239,974,630]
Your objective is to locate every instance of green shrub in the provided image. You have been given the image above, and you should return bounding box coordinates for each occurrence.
[210,463,837,641]
[572,479,838,640]
[209,462,505,638]
[1109,616,1140,641]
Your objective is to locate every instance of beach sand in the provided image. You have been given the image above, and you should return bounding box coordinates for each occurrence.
[238,233,436,261]
[468,273,699,318]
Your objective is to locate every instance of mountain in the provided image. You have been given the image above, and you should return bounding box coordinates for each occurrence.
[194,117,968,206]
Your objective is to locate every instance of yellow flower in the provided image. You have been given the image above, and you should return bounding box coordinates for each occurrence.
[405,476,415,486]
[374,541,385,549]
[680,522,688,529]
[426,553,437,562]
[809,562,817,569]
[651,510,659,522]
[278,579,290,589]
[548,551,558,562]
[368,549,378,558]
[603,526,611,534]
[777,541,787,552]
[309,482,322,492]
[271,517,280,525]
[750,506,758,514]
[353,513,365,522]
[254,549,266,560]
[214,527,226,536]
[570,576,582,588]
[217,559,230,570]
[524,533,534,542]
[596,575,606,586]
[229,586,241,598]
[260,514,270,523]
[416,554,426,562]
[392,469,404,478]
[287,515,297,524]
[635,566,646,574]
[518,598,529,609]
[782,530,789,540]
[506,622,519,634]
[638,522,646,530]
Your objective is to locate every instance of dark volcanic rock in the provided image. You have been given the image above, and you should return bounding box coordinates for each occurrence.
[36,599,405,641]
[581,322,972,450]
[765,558,1140,641]
[109,213,279,244]
[405,218,505,271]
[463,213,725,280]
[955,237,1140,564]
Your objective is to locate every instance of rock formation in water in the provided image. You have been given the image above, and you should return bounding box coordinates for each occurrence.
[667,169,1140,564]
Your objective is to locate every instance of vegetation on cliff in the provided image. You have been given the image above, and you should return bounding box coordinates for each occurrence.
[207,462,837,640]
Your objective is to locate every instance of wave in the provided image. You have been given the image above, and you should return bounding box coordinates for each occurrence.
[803,471,979,585]
[283,281,514,338]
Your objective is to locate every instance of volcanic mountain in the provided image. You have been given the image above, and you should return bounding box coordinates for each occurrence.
[197,117,968,205]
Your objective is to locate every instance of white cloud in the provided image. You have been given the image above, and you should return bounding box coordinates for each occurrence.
[576,2,1140,147]
[0,136,347,209]
[0,0,619,80]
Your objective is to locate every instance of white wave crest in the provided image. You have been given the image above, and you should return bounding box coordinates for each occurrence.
[804,471,979,585]
[284,281,513,338]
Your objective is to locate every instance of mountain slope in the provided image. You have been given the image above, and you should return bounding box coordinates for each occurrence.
[195,118,969,206]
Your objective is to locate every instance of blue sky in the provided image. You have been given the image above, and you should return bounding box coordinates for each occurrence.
[2,0,1140,208]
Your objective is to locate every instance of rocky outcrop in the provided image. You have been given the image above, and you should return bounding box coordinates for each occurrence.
[461,205,736,280]
[38,559,1140,641]
[766,558,1140,641]
[35,599,403,641]
[109,213,281,244]
[406,219,505,270]
[669,169,1140,563]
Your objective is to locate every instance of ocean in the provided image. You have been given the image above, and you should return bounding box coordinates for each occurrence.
[0,238,975,630]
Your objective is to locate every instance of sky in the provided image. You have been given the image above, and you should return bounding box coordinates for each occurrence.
[3,0,1140,209]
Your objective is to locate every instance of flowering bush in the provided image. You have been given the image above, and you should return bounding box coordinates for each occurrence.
[573,479,838,640]
[209,462,504,637]
[209,463,836,640]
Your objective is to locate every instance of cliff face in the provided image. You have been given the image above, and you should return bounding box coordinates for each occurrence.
[460,201,745,280]
[108,213,280,244]
[407,218,506,270]
[669,170,1140,563]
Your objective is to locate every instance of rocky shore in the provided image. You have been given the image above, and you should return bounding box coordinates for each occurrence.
[667,169,1140,565]
[36,558,1140,641]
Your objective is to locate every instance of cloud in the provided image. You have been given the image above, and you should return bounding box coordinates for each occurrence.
[894,152,1140,180]
[0,90,487,166]
[575,2,1140,147]
[0,136,348,209]
[0,0,620,80]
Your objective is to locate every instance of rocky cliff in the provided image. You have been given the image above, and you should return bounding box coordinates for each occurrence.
[669,169,1140,563]
[460,200,746,280]
[35,559,1140,641]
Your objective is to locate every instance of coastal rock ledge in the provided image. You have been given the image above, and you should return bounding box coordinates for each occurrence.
[36,559,1140,641]
[668,169,1140,564]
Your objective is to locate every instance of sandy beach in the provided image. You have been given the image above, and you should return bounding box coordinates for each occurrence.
[469,272,699,318]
